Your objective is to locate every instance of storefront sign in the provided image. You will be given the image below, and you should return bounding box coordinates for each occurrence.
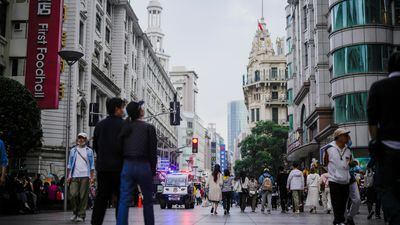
[25,0,63,109]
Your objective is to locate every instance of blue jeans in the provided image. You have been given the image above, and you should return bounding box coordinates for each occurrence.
[117,160,154,225]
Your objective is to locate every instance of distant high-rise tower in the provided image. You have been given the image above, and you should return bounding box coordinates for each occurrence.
[146,0,170,71]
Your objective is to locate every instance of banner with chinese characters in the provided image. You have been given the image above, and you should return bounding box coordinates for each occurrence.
[25,0,63,109]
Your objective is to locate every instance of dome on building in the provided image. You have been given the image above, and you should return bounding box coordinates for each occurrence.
[147,0,162,9]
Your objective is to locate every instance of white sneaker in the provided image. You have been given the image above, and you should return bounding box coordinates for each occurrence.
[70,215,77,222]
[75,217,84,222]
[295,210,300,214]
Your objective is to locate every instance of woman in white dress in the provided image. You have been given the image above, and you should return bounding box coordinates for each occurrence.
[305,168,320,213]
[206,164,223,215]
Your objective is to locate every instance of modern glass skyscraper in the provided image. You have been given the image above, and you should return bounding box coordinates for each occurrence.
[227,100,248,162]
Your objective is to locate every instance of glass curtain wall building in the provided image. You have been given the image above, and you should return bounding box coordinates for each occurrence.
[285,0,400,166]
[227,100,248,164]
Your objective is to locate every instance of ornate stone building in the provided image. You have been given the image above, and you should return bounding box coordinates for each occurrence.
[243,18,287,128]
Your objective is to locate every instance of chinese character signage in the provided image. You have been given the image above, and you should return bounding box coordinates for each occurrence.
[25,0,63,109]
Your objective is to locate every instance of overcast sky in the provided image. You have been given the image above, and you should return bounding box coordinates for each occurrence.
[131,0,286,141]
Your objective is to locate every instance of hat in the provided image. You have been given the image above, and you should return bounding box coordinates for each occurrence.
[78,132,88,139]
[126,100,145,119]
[333,128,350,139]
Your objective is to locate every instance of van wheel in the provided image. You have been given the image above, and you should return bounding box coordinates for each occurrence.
[167,203,173,209]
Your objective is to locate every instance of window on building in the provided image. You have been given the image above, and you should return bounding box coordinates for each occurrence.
[0,0,6,37]
[272,85,277,90]
[187,121,193,129]
[124,39,127,55]
[305,44,309,67]
[96,13,102,33]
[255,70,260,82]
[11,58,25,76]
[272,91,278,100]
[286,38,292,54]
[304,6,308,30]
[251,109,255,122]
[287,89,293,104]
[106,0,112,15]
[286,15,292,27]
[395,0,400,25]
[256,108,260,121]
[287,63,292,79]
[335,92,368,123]
[79,21,84,46]
[289,114,294,130]
[333,44,392,77]
[94,49,100,66]
[271,67,278,79]
[78,67,85,91]
[105,26,111,44]
[331,0,392,31]
[272,108,278,124]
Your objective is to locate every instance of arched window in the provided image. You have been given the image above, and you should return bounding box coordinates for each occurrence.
[255,70,260,82]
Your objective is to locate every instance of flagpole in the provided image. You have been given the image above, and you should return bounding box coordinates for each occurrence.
[261,0,264,19]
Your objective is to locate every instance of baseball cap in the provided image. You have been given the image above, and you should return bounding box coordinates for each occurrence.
[126,100,145,119]
[77,132,88,139]
[333,128,350,139]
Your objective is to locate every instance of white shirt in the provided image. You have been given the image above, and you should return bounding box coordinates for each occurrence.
[72,147,89,178]
[326,141,352,184]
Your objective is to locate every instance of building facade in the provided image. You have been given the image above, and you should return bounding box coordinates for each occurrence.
[243,17,288,128]
[1,0,178,177]
[169,66,210,178]
[227,100,248,165]
[285,0,400,166]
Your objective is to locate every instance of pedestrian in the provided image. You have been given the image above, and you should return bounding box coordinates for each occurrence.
[207,164,223,215]
[320,167,332,214]
[91,97,126,225]
[232,175,241,207]
[347,159,362,225]
[305,168,320,213]
[24,177,37,210]
[323,128,353,225]
[248,176,258,213]
[221,169,233,215]
[260,171,273,214]
[0,134,8,187]
[286,161,304,214]
[367,52,400,225]
[67,132,95,222]
[116,101,157,225]
[365,167,381,220]
[276,166,289,213]
[238,172,249,212]
[196,186,202,205]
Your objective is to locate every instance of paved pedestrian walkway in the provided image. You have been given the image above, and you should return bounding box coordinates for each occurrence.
[0,205,385,224]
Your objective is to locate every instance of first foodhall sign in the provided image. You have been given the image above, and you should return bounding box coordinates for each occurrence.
[25,0,63,109]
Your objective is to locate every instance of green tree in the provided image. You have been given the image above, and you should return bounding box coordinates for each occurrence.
[0,77,43,170]
[234,121,288,177]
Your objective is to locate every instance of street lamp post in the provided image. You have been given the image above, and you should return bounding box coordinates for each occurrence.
[58,50,84,211]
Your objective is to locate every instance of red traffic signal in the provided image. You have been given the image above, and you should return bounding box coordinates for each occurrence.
[192,138,198,153]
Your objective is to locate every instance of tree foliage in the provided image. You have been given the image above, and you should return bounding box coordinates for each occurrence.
[0,77,43,170]
[234,121,288,177]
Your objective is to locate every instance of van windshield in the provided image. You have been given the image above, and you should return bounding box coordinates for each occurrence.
[165,176,187,187]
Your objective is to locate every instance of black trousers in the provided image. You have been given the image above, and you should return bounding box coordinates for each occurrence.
[222,191,232,212]
[239,192,248,211]
[329,181,349,225]
[279,189,288,211]
[91,171,121,225]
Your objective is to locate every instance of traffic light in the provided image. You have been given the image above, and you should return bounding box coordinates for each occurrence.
[169,101,180,126]
[192,138,198,153]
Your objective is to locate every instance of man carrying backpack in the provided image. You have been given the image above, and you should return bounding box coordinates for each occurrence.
[260,174,273,214]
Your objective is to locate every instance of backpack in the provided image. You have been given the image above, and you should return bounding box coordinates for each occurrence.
[262,177,273,191]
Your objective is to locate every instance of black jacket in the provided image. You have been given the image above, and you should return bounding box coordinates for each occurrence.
[119,120,158,175]
[367,76,400,141]
[93,116,125,172]
[276,172,288,191]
